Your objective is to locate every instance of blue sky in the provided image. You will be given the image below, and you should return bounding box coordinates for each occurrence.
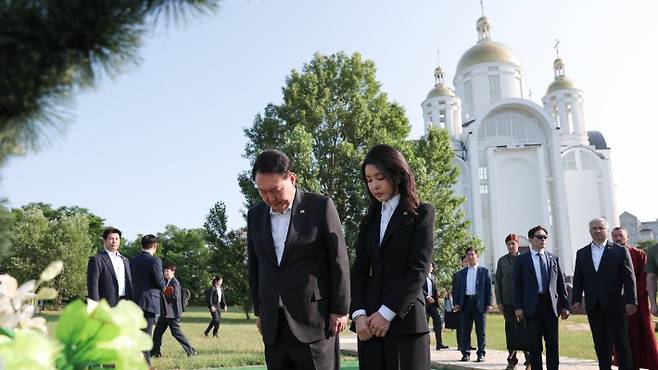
[2,0,656,240]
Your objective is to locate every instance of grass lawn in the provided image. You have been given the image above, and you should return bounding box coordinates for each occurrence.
[42,306,656,368]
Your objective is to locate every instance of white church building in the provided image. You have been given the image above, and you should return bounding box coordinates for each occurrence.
[422,15,617,276]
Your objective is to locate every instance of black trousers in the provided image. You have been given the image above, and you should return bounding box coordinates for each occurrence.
[264,310,339,370]
[526,295,559,370]
[204,308,222,336]
[460,297,486,357]
[586,306,633,370]
[502,305,530,366]
[143,312,157,365]
[425,304,443,346]
[357,332,430,370]
[152,316,195,356]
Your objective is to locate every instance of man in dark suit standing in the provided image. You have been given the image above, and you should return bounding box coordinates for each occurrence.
[204,276,227,337]
[130,234,166,366]
[247,149,350,370]
[572,218,637,370]
[151,264,196,357]
[87,227,133,307]
[454,247,492,362]
[424,263,447,350]
[513,226,570,370]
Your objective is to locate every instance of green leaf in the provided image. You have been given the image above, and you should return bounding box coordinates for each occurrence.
[0,327,15,339]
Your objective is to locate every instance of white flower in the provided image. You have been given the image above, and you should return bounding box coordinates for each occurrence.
[39,261,64,282]
[0,274,18,299]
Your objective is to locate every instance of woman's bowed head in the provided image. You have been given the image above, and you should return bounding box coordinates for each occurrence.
[361,144,419,215]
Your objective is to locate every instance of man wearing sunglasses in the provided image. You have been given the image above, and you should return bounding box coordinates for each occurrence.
[513,225,569,370]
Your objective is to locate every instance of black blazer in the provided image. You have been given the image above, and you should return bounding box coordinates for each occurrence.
[350,202,435,336]
[572,241,637,312]
[247,189,351,345]
[206,286,226,309]
[513,250,569,317]
[451,270,460,304]
[130,251,166,315]
[455,266,492,313]
[87,250,133,307]
[161,277,184,319]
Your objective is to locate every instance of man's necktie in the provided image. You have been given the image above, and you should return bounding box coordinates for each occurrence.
[538,253,549,293]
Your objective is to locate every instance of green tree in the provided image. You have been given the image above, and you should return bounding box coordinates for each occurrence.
[0,0,220,165]
[7,207,91,305]
[204,202,252,318]
[157,225,212,304]
[239,51,412,252]
[239,52,476,281]
[637,240,657,251]
[0,200,14,264]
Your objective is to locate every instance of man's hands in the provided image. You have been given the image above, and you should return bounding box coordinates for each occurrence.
[560,309,570,320]
[625,304,637,316]
[426,296,435,305]
[453,304,461,313]
[485,305,493,313]
[354,316,372,341]
[367,312,391,338]
[210,306,216,313]
[329,313,348,336]
[515,309,524,321]
[256,317,262,335]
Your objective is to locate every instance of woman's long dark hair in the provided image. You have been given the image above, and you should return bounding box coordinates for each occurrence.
[361,144,420,216]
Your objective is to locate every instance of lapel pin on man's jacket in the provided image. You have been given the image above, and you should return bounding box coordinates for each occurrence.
[300,209,305,214]
[403,211,408,216]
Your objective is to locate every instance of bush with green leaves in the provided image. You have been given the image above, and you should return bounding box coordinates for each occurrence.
[0,261,151,369]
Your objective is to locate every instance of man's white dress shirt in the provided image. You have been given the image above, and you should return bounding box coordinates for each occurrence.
[105,248,126,297]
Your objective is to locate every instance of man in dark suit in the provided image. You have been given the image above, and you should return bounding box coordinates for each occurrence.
[247,150,351,370]
[204,276,227,337]
[454,247,492,362]
[513,225,570,370]
[87,227,133,307]
[130,234,166,366]
[572,218,637,370]
[151,264,196,357]
[424,263,447,350]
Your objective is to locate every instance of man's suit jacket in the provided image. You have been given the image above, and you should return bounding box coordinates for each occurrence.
[423,273,440,307]
[513,250,569,317]
[247,189,350,345]
[87,250,133,307]
[206,286,226,309]
[455,266,492,314]
[572,241,637,312]
[161,277,184,319]
[350,203,435,336]
[130,251,166,315]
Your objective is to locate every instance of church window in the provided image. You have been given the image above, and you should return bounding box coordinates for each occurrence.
[488,66,500,72]
[489,75,501,103]
[480,184,489,194]
[566,104,574,134]
[439,110,446,126]
[464,80,474,119]
[563,151,576,170]
[479,166,488,181]
[580,151,597,170]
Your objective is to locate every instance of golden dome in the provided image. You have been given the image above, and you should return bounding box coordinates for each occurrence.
[426,85,456,99]
[547,76,578,94]
[456,39,521,75]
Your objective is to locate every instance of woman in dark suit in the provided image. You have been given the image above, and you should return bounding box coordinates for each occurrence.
[350,144,435,370]
[204,276,227,337]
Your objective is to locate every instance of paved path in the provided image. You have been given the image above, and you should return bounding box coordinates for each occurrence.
[339,334,609,370]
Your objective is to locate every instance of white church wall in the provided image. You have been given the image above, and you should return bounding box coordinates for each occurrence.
[487,146,551,267]
[564,169,601,255]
